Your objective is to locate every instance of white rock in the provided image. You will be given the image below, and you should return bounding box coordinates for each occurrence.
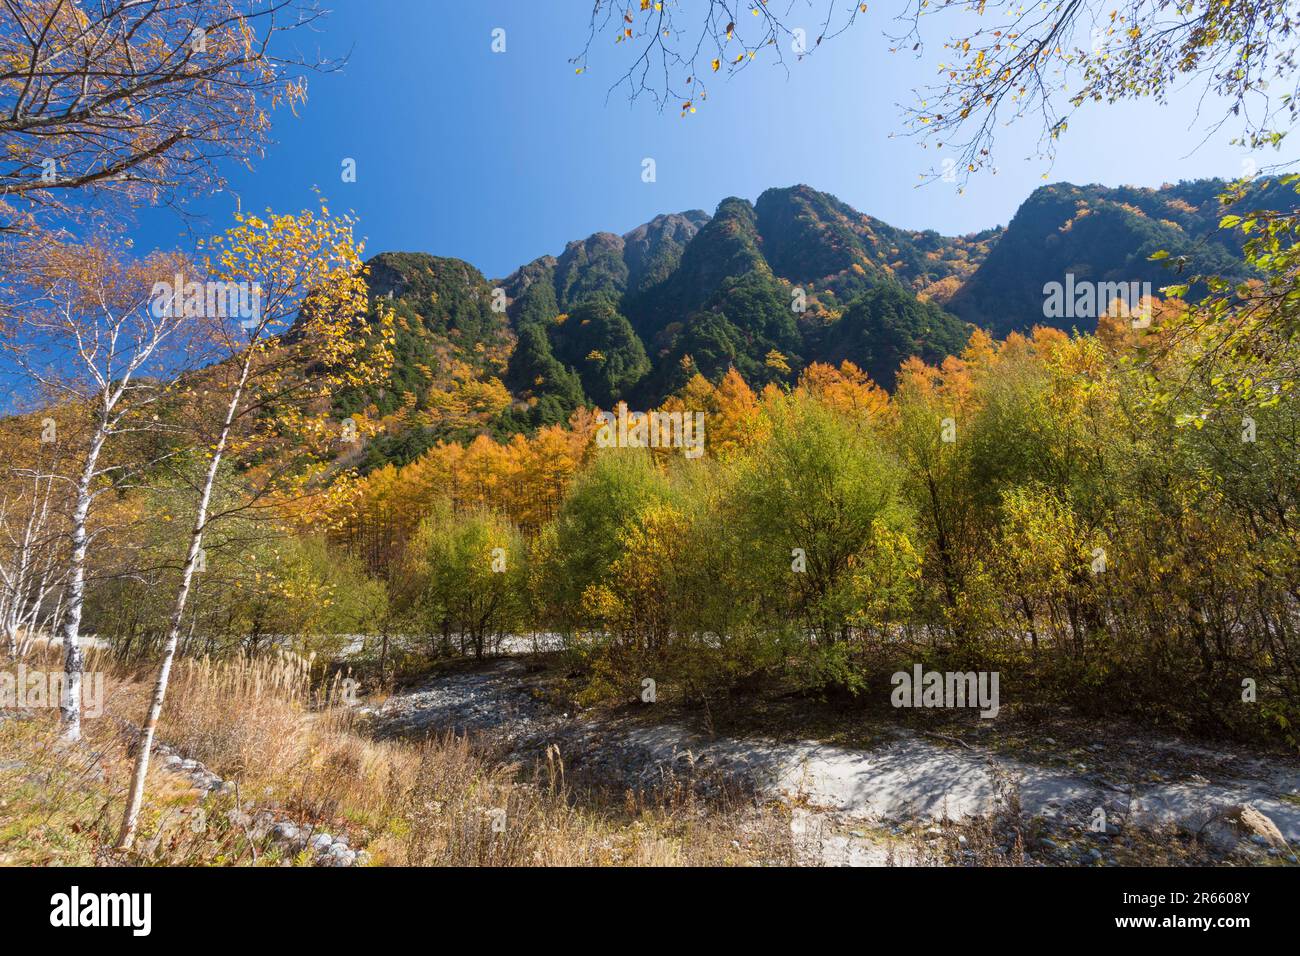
[270,822,300,841]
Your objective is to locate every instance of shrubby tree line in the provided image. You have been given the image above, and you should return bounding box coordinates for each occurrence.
[330,253,1299,743]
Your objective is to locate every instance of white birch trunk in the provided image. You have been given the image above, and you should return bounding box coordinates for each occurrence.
[2,471,58,658]
[58,430,105,742]
[117,359,250,849]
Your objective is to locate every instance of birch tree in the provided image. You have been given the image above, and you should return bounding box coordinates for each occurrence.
[117,202,394,850]
[0,429,68,655]
[1,241,194,739]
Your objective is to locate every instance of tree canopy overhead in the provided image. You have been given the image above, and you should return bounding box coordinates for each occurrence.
[897,0,1300,181]
[572,0,868,115]
[0,0,335,233]
[581,1,1300,182]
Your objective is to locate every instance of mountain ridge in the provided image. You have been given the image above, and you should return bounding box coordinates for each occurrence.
[344,176,1292,470]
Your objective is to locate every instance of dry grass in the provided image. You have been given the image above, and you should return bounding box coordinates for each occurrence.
[0,680,262,866]
[1,648,796,866]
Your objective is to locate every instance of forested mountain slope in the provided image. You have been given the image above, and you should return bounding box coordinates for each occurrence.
[345,178,1293,469]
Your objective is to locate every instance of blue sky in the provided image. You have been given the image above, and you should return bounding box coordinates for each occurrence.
[127,0,1268,280]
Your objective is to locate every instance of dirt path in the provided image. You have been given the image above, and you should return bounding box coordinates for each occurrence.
[364,658,1300,866]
